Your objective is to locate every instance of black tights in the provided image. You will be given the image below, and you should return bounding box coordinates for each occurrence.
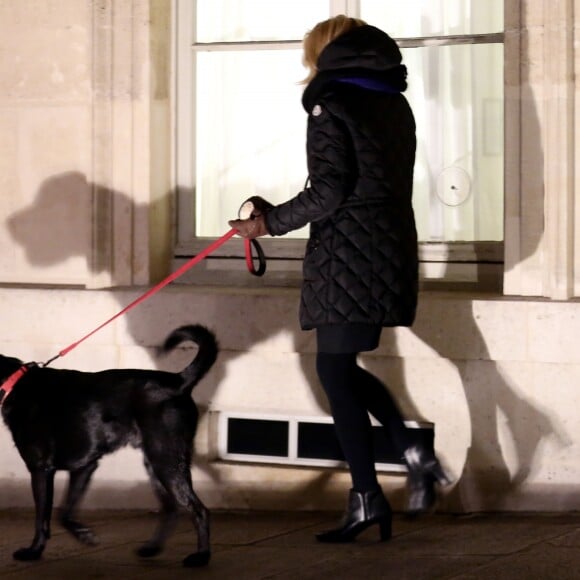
[316,351,412,493]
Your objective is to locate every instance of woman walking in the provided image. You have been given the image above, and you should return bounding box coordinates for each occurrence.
[229,15,451,542]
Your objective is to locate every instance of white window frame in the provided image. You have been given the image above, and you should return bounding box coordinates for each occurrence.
[173,0,505,290]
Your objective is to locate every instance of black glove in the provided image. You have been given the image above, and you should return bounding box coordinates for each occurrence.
[238,196,274,219]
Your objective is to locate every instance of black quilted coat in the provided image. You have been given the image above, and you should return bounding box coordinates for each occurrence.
[265,25,418,330]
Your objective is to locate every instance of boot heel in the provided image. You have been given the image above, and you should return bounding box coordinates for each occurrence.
[316,489,392,543]
[404,445,453,515]
[378,518,392,542]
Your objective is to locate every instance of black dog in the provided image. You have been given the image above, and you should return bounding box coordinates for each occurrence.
[0,324,218,567]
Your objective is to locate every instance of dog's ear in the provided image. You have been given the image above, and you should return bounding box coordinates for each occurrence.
[0,355,24,366]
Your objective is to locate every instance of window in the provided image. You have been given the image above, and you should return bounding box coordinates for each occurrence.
[371,1,504,243]
[175,0,504,286]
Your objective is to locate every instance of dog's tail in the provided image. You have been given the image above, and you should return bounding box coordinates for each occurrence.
[161,325,218,393]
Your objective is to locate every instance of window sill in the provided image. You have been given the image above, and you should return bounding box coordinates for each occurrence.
[170,256,503,293]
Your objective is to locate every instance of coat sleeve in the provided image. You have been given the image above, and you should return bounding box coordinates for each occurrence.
[265,102,356,236]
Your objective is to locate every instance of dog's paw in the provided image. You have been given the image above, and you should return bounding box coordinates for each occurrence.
[61,519,99,546]
[183,550,211,567]
[13,547,43,561]
[136,542,162,559]
[76,528,99,546]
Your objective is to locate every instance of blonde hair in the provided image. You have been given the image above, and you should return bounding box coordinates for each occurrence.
[301,15,367,84]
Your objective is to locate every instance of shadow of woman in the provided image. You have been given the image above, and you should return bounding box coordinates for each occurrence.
[354,10,571,511]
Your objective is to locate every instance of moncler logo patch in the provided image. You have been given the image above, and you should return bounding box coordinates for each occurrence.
[312,104,322,116]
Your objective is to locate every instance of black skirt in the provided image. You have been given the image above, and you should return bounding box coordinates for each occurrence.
[316,324,382,354]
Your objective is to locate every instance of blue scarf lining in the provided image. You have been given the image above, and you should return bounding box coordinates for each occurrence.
[336,76,401,94]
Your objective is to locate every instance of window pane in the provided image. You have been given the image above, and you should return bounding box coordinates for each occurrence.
[196,0,329,42]
[360,0,503,38]
[195,50,308,238]
[405,43,504,242]
[194,44,504,242]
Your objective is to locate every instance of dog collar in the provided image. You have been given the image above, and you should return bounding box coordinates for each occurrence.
[0,364,34,405]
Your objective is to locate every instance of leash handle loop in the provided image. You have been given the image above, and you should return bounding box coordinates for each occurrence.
[244,238,266,277]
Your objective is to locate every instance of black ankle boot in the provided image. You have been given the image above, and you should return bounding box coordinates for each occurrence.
[404,445,453,516]
[316,489,392,543]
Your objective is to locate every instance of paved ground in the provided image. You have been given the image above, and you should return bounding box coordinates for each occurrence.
[0,509,579,579]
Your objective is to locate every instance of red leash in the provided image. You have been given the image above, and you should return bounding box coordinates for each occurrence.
[46,229,239,364]
[0,228,263,404]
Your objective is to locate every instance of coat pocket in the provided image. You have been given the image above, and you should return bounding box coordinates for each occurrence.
[303,237,322,281]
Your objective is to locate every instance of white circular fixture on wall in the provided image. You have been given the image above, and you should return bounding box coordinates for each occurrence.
[436,167,472,207]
